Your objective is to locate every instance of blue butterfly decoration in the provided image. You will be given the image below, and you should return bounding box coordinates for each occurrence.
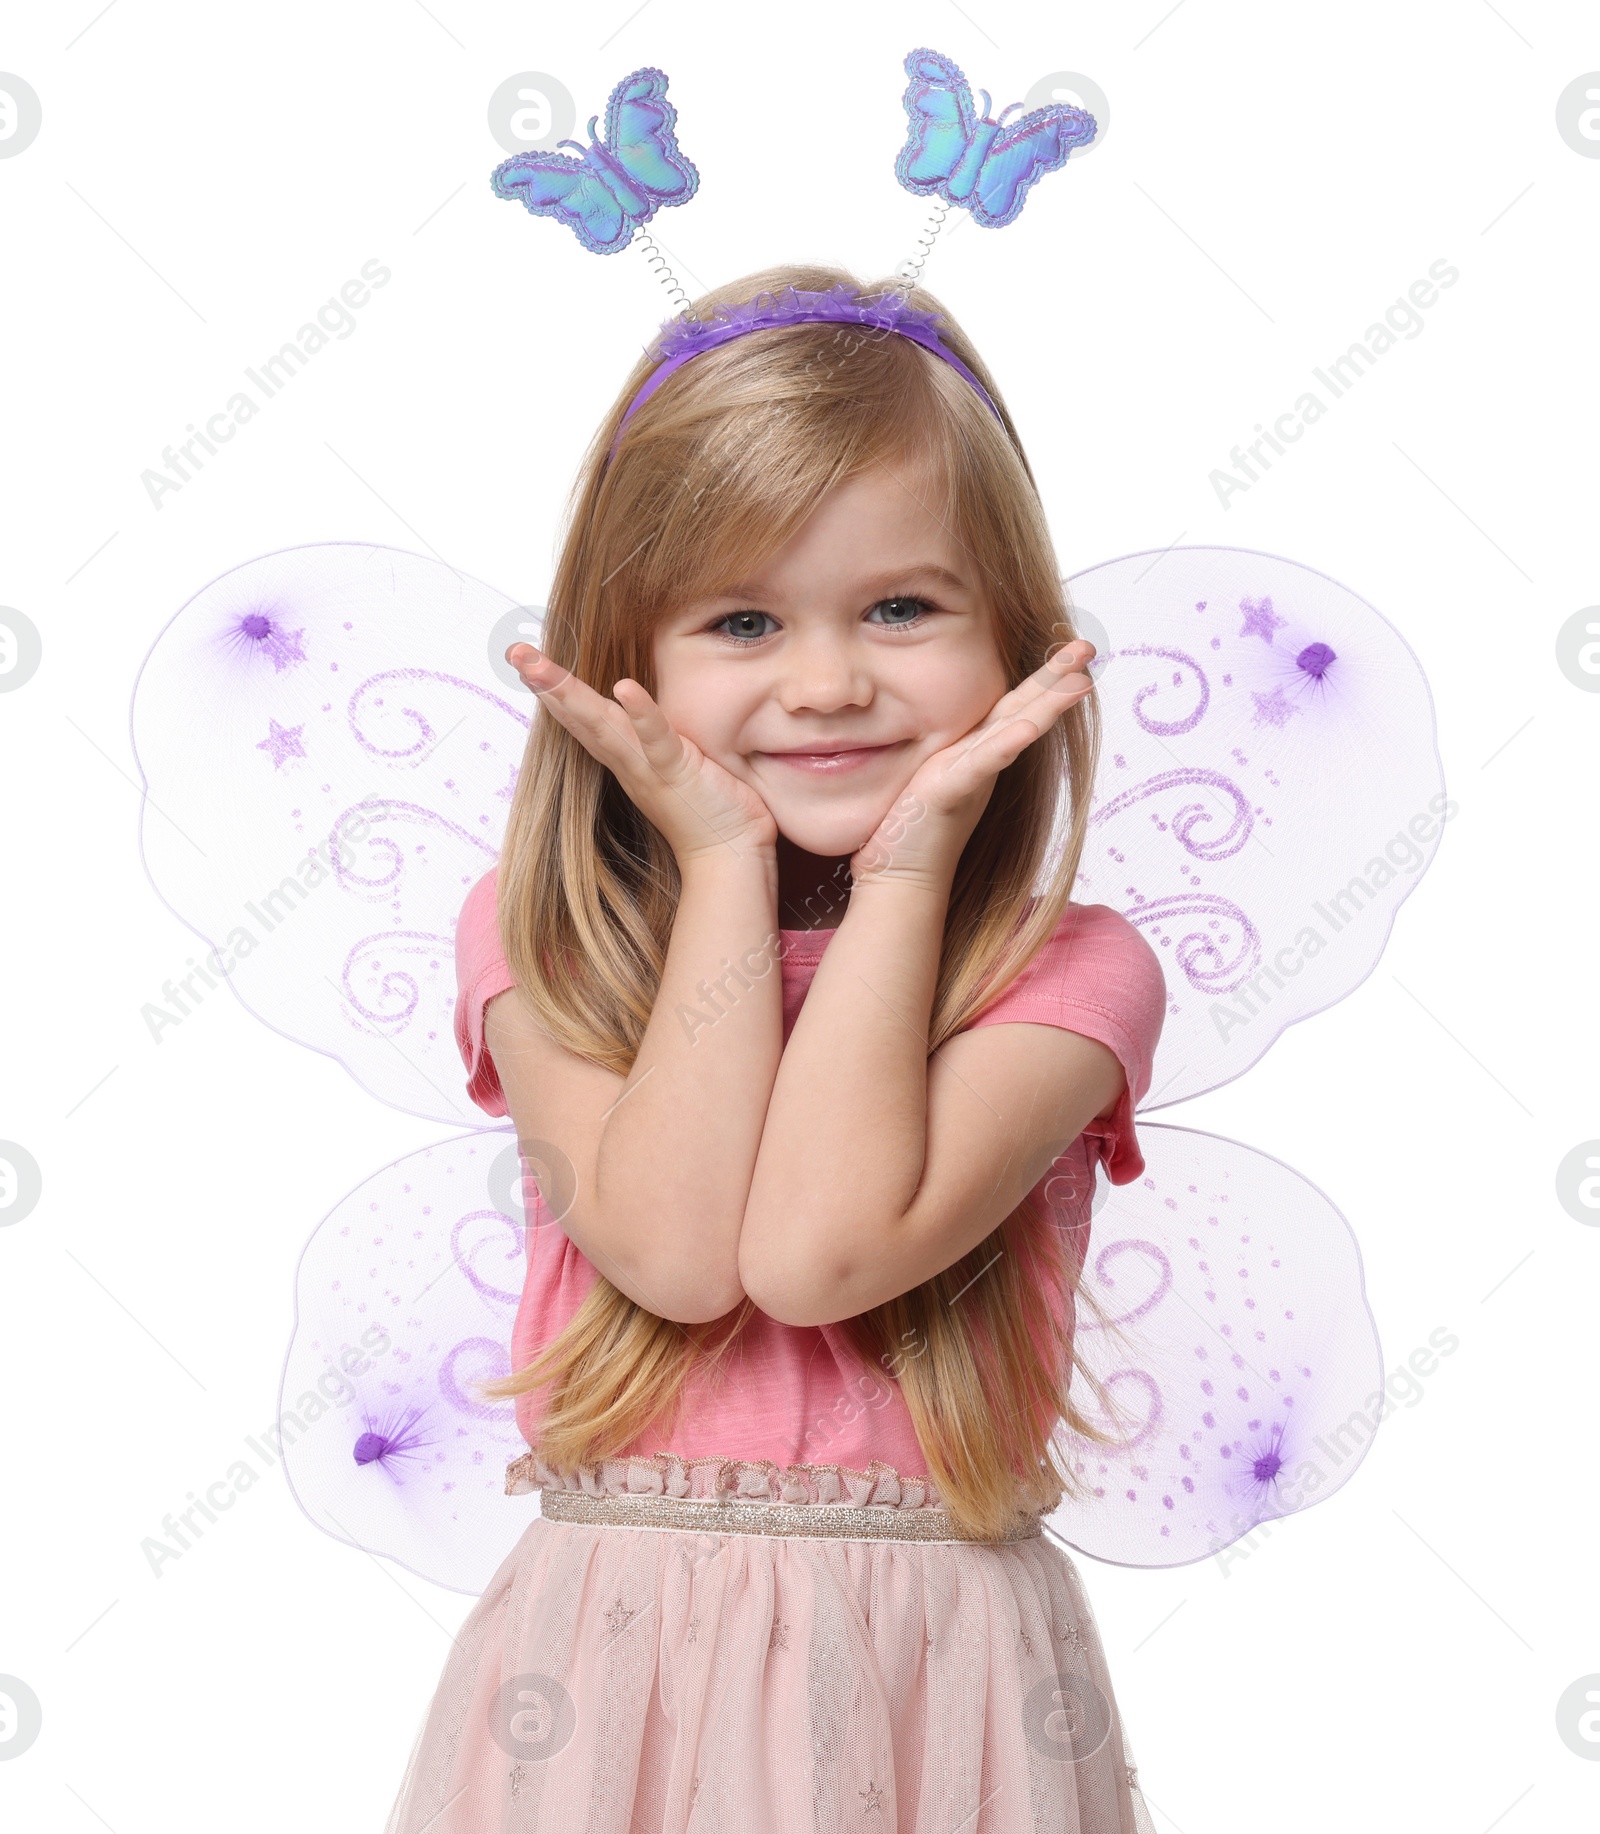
[491,66,698,255]
[895,48,1096,229]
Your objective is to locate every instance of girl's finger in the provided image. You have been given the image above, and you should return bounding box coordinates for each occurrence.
[970,644,1095,739]
[952,681,1092,772]
[508,646,648,767]
[612,679,693,777]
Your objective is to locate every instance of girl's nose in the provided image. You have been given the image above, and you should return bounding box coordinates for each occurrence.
[773,641,876,716]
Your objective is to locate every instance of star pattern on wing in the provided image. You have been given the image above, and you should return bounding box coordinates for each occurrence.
[1239,594,1286,642]
[1250,686,1302,729]
[256,717,307,768]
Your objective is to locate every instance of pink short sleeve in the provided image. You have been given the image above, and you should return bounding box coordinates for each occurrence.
[964,903,1167,1183]
[453,868,518,1117]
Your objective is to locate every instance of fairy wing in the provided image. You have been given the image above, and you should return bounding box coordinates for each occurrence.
[130,542,534,1127]
[277,1127,533,1594]
[131,542,556,1588]
[1043,1123,1384,1569]
[1033,546,1445,1565]
[1066,546,1448,1111]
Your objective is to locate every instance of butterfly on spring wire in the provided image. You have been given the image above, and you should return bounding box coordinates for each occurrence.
[895,48,1096,229]
[490,66,698,255]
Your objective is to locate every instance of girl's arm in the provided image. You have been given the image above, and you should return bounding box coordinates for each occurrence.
[739,640,1114,1328]
[736,872,1123,1327]
[485,645,785,1325]
[486,848,782,1325]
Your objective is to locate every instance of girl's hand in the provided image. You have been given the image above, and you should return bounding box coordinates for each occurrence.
[507,644,779,864]
[849,639,1096,892]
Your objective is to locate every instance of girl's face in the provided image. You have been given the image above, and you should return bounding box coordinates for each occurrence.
[651,465,1010,859]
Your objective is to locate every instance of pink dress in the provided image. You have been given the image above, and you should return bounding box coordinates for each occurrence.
[385,867,1167,1834]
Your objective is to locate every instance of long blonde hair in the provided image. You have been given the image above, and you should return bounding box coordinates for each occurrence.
[479,262,1139,1541]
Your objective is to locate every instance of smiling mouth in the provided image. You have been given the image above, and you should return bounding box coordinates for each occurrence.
[758,741,905,774]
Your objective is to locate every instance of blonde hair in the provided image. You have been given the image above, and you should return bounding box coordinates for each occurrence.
[478,262,1140,1541]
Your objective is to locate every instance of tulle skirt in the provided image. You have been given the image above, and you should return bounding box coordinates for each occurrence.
[384,1467,1157,1834]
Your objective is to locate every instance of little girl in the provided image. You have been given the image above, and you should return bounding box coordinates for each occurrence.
[384,261,1167,1834]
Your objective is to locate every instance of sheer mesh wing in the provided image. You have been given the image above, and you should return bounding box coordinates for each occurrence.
[278,1128,534,1594]
[1045,1123,1382,1569]
[1064,546,1447,1110]
[129,542,538,1126]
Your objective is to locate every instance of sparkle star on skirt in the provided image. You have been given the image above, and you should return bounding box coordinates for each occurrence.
[382,1480,1158,1834]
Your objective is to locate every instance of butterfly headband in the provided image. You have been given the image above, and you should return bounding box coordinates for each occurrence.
[489,50,1096,433]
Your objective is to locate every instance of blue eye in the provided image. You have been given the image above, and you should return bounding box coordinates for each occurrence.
[710,611,775,645]
[869,595,934,631]
[706,596,937,647]
[862,601,935,638]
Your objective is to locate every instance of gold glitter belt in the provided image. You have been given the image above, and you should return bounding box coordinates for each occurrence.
[539,1486,1043,1544]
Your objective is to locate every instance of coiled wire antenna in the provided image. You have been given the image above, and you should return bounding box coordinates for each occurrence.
[635,226,694,317]
[895,198,953,290]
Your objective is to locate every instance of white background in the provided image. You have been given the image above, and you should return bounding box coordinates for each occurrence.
[2,2,1597,1830]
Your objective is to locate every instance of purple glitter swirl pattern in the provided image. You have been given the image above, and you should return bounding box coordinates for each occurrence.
[331,800,501,900]
[452,1206,526,1307]
[438,1337,516,1422]
[1108,644,1210,737]
[1091,768,1254,861]
[347,667,530,763]
[1123,892,1262,994]
[338,929,454,1033]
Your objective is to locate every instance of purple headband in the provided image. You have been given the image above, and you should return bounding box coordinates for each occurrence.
[612,283,1004,445]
